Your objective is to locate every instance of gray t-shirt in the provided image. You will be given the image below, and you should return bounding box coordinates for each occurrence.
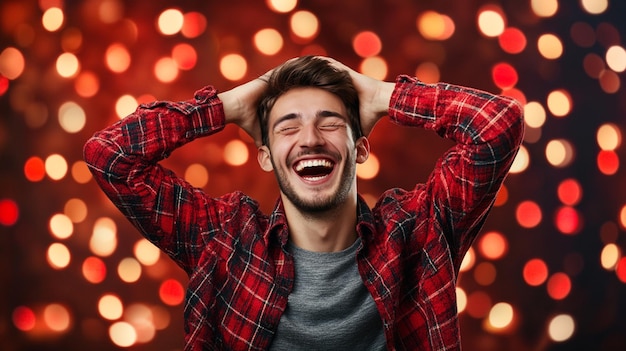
[270,238,386,350]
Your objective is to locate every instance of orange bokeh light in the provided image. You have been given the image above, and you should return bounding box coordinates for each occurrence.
[478,231,508,260]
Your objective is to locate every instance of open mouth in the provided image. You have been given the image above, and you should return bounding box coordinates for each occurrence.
[293,158,335,182]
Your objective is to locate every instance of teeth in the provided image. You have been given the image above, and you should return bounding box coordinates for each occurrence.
[295,159,333,172]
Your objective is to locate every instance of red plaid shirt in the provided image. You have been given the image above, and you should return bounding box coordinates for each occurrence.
[84,75,523,350]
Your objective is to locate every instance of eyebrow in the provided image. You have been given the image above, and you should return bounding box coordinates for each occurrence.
[272,110,347,130]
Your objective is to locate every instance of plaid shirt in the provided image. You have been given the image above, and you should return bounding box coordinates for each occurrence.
[84,75,523,350]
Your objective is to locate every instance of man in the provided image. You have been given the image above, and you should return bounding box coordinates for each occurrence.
[84,56,523,350]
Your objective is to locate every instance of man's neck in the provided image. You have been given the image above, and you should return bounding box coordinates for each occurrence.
[282,196,358,253]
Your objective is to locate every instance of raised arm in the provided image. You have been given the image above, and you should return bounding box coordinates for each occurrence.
[390,76,524,269]
[83,75,269,272]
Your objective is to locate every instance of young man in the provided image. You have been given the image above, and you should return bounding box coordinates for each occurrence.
[84,56,523,350]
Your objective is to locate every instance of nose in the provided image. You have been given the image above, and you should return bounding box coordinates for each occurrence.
[299,123,325,148]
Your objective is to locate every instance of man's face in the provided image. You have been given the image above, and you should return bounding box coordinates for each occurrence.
[257,87,369,213]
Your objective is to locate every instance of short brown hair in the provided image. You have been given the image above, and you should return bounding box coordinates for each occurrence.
[257,56,362,146]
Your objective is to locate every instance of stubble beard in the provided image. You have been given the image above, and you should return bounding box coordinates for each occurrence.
[271,151,356,215]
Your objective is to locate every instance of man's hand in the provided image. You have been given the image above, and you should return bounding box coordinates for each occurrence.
[218,71,271,146]
[323,58,394,136]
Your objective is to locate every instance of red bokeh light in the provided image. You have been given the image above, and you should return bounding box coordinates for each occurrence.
[12,306,36,331]
[498,27,527,54]
[523,258,549,286]
[0,76,9,96]
[555,206,582,235]
[82,256,107,284]
[597,150,619,175]
[557,179,582,206]
[24,156,46,182]
[0,199,19,226]
[172,43,197,71]
[181,12,207,38]
[616,258,626,283]
[492,62,518,89]
[516,200,542,228]
[352,31,382,58]
[159,279,185,306]
[547,272,571,300]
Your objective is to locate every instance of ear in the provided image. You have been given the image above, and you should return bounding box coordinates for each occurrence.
[355,137,370,164]
[257,145,274,172]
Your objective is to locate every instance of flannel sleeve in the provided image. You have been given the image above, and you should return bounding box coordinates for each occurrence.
[388,75,524,270]
[83,86,227,272]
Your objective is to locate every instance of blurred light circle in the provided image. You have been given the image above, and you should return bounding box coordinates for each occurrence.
[42,7,64,32]
[499,27,527,54]
[523,258,549,286]
[0,47,26,80]
[353,31,382,58]
[56,52,80,78]
[290,11,319,40]
[546,89,572,117]
[157,9,184,36]
[509,145,529,174]
[105,43,131,73]
[254,28,284,56]
[537,34,563,59]
[99,294,123,320]
[182,12,207,38]
[267,0,298,13]
[224,139,249,166]
[357,153,380,180]
[109,321,137,347]
[524,101,546,128]
[477,9,505,37]
[596,123,622,150]
[47,242,71,269]
[531,0,558,17]
[581,0,608,14]
[488,302,514,329]
[606,45,626,72]
[43,303,71,332]
[545,139,574,167]
[548,314,575,342]
[0,199,19,226]
[220,54,247,81]
[516,200,542,228]
[360,56,387,80]
[45,154,68,180]
[49,213,74,239]
[154,57,179,83]
[58,101,86,133]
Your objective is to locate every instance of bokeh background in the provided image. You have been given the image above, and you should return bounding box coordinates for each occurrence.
[1,0,625,350]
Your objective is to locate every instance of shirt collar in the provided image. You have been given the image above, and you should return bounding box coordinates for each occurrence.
[267,195,376,248]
